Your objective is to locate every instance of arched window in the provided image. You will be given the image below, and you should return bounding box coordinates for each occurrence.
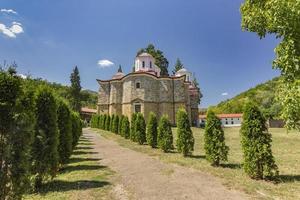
[136,82,141,89]
[142,61,145,68]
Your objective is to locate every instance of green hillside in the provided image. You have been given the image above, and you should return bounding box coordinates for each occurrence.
[211,77,282,119]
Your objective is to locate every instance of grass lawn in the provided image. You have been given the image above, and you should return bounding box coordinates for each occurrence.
[24,136,115,200]
[94,127,300,200]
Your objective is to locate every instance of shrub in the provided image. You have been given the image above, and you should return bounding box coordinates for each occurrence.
[57,100,73,164]
[176,108,195,156]
[71,112,82,148]
[105,115,111,131]
[110,114,115,131]
[130,113,137,141]
[135,113,146,145]
[32,87,59,189]
[146,112,158,148]
[204,109,229,166]
[118,115,124,135]
[102,114,107,130]
[112,115,119,134]
[241,102,279,179]
[121,116,130,139]
[157,115,173,152]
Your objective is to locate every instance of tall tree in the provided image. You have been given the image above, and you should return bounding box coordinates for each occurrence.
[146,112,158,148]
[172,58,184,75]
[135,113,146,145]
[157,115,173,152]
[241,0,300,131]
[192,76,203,105]
[70,66,82,113]
[137,44,169,76]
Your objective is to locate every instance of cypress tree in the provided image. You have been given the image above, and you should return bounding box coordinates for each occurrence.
[241,102,279,179]
[32,87,59,189]
[105,115,111,131]
[98,115,102,129]
[176,108,195,156]
[90,115,96,128]
[121,116,130,139]
[71,112,82,148]
[118,115,124,135]
[135,113,146,145]
[146,112,158,148]
[130,113,137,141]
[112,115,119,134]
[110,114,115,131]
[204,109,229,166]
[157,115,173,152]
[69,66,82,113]
[57,100,73,164]
[102,115,107,130]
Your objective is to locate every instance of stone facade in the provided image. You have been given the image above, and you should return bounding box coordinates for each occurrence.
[97,72,199,126]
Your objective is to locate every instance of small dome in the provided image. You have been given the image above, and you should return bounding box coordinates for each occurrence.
[177,68,188,73]
[137,52,153,57]
[112,72,125,79]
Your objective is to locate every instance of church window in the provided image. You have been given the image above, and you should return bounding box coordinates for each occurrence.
[142,61,145,68]
[134,104,141,113]
[136,82,141,89]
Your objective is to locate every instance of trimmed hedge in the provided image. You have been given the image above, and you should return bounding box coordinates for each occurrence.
[146,112,158,148]
[157,115,173,152]
[121,116,130,139]
[135,113,146,145]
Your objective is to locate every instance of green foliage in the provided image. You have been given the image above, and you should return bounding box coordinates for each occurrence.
[110,115,115,131]
[204,110,229,166]
[0,71,35,200]
[176,109,195,156]
[130,113,137,141]
[105,115,111,131]
[121,116,130,139]
[32,87,59,189]
[157,115,173,152]
[211,77,282,119]
[172,58,184,75]
[112,115,119,134]
[146,112,158,148]
[70,66,82,112]
[57,100,73,164]
[240,102,279,179]
[102,115,107,130]
[71,112,82,148]
[241,1,300,130]
[118,115,124,135]
[137,44,169,76]
[134,113,146,145]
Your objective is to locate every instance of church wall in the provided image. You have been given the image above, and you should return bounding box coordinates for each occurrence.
[159,102,175,124]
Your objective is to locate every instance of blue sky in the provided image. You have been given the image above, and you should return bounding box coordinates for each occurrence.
[0,0,280,107]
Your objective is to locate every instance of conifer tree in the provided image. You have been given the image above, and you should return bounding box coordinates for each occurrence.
[241,102,279,179]
[172,58,184,75]
[71,112,82,148]
[130,113,137,141]
[57,100,73,164]
[122,116,130,139]
[112,115,119,134]
[98,115,103,129]
[204,110,229,166]
[105,115,111,131]
[146,112,158,148]
[110,114,115,131]
[32,87,59,189]
[176,108,195,156]
[118,115,124,135]
[90,115,96,128]
[157,115,173,152]
[70,66,82,112]
[102,115,107,130]
[135,113,146,144]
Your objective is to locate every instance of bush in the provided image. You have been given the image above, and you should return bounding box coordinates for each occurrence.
[112,115,119,134]
[146,112,158,148]
[157,115,173,152]
[176,108,195,156]
[71,112,82,148]
[110,114,115,131]
[102,114,107,130]
[57,100,73,164]
[118,115,124,135]
[135,113,146,145]
[121,116,130,139]
[240,102,279,179]
[105,115,111,131]
[32,87,59,189]
[204,109,229,166]
[130,113,137,141]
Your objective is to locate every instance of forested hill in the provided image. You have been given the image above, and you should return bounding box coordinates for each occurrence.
[23,77,98,109]
[211,77,282,119]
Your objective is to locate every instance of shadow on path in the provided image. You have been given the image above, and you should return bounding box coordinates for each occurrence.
[72,151,98,155]
[60,165,107,174]
[278,175,300,183]
[68,157,101,164]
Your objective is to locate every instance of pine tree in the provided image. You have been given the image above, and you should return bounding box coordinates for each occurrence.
[112,115,119,134]
[110,114,115,131]
[176,108,195,156]
[70,66,82,112]
[146,112,158,148]
[105,115,111,131]
[121,116,130,139]
[118,115,124,135]
[135,113,146,145]
[172,58,184,75]
[241,102,279,179]
[32,87,59,189]
[57,100,73,164]
[130,113,137,141]
[157,115,173,152]
[204,110,229,166]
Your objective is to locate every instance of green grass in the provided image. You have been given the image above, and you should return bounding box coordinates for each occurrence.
[24,136,115,200]
[94,127,300,200]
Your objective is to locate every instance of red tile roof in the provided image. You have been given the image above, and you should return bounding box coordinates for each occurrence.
[199,113,243,119]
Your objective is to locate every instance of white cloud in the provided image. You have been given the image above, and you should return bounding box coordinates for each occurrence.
[0,9,17,15]
[97,59,114,68]
[18,74,27,79]
[0,21,23,38]
[221,92,228,96]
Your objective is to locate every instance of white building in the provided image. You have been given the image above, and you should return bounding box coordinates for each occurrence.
[199,113,243,127]
[134,52,161,76]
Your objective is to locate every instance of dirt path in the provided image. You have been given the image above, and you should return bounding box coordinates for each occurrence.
[84,128,248,200]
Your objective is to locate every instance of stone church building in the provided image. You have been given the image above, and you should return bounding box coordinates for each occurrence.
[97,52,200,126]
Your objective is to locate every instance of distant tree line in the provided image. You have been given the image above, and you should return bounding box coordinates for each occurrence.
[0,67,83,200]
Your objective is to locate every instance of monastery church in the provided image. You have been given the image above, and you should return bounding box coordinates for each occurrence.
[97,52,200,126]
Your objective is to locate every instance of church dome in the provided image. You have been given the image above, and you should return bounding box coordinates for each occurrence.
[175,68,192,82]
[176,68,188,73]
[137,52,153,57]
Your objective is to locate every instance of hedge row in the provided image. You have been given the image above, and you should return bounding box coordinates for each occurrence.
[0,70,83,200]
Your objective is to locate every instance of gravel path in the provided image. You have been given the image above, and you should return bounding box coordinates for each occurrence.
[84,128,248,200]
